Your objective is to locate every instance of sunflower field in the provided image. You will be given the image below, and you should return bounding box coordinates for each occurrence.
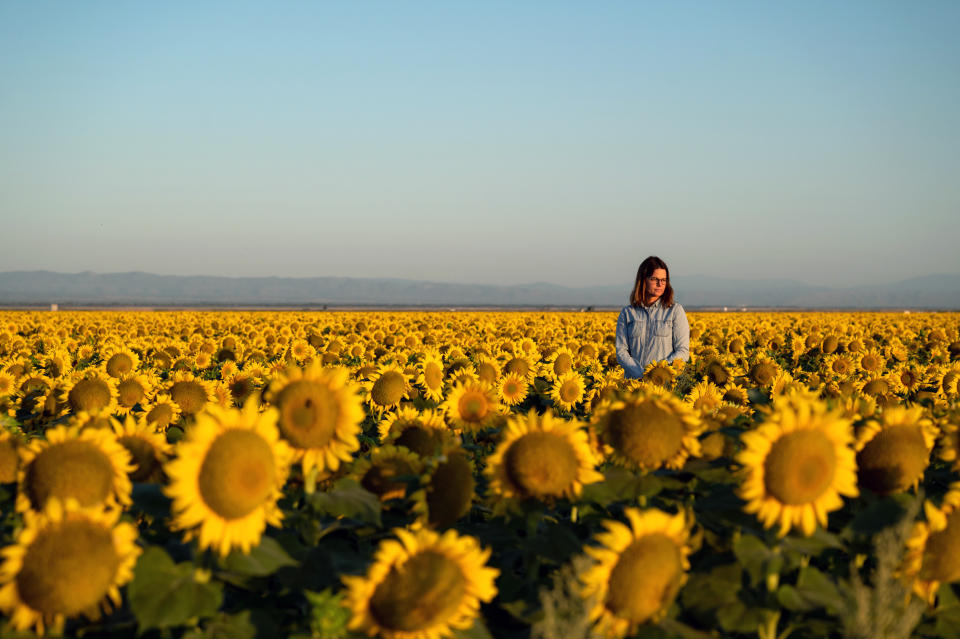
[0,310,959,639]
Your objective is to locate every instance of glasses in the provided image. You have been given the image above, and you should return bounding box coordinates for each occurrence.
[647,277,668,286]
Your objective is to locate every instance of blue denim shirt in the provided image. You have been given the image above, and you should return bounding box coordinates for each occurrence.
[615,300,690,379]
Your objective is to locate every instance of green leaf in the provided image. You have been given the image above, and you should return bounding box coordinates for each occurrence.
[218,535,299,577]
[776,585,813,612]
[128,546,223,630]
[305,589,351,639]
[777,567,843,614]
[309,478,382,526]
[182,611,257,639]
[733,534,774,586]
[716,599,768,634]
[680,563,741,624]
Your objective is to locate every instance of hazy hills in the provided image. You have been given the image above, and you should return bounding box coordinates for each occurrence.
[0,271,958,309]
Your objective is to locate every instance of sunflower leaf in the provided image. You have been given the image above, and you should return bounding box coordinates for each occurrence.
[128,546,224,631]
[218,535,298,577]
[309,478,382,527]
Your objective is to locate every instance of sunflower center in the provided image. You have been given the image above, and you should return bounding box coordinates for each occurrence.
[505,358,530,377]
[856,425,929,495]
[229,376,255,400]
[369,550,467,632]
[395,426,441,457]
[25,440,115,509]
[119,435,159,483]
[16,519,120,618]
[277,380,340,449]
[832,359,850,375]
[606,403,684,469]
[426,451,474,529]
[457,391,489,424]
[423,363,444,390]
[861,354,882,372]
[647,367,673,388]
[862,379,889,396]
[706,361,730,386]
[68,378,112,413]
[198,429,276,519]
[559,379,581,404]
[170,381,208,415]
[503,379,524,398]
[605,533,683,625]
[371,372,405,407]
[504,432,578,498]
[922,511,960,583]
[361,457,417,501]
[106,353,134,378]
[750,363,777,387]
[117,378,145,407]
[553,353,573,376]
[147,403,175,428]
[763,430,837,505]
[476,362,497,385]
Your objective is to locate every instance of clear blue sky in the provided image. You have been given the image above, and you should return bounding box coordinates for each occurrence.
[1,1,958,287]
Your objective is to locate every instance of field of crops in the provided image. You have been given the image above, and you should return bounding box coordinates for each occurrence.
[0,310,959,639]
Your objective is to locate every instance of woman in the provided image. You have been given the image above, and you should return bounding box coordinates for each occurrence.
[615,256,690,379]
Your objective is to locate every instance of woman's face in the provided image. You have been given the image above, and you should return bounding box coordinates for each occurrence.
[644,268,667,303]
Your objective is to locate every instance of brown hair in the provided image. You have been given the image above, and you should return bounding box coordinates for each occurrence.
[629,256,674,308]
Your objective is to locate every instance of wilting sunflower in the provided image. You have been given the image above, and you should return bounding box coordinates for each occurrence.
[593,390,703,471]
[486,410,601,507]
[737,397,858,537]
[16,425,133,514]
[442,381,501,432]
[579,508,692,637]
[0,499,140,635]
[364,364,413,417]
[164,401,293,556]
[379,407,450,458]
[112,415,172,483]
[167,372,215,418]
[65,371,118,415]
[853,406,936,495]
[497,372,529,407]
[342,526,499,639]
[412,447,476,529]
[351,446,424,502]
[549,371,586,413]
[265,363,363,475]
[900,485,960,604]
[142,393,181,430]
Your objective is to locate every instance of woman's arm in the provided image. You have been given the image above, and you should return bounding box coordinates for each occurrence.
[667,304,690,363]
[615,308,645,378]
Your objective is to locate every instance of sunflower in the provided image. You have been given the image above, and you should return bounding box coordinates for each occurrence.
[412,447,475,529]
[364,364,413,417]
[822,354,856,380]
[143,393,182,430]
[167,372,215,417]
[486,410,601,506]
[857,349,887,375]
[593,391,703,471]
[544,347,576,380]
[223,372,258,406]
[442,381,501,432]
[342,526,499,639]
[549,371,586,413]
[748,356,781,388]
[65,371,118,415]
[473,356,500,387]
[16,425,133,513]
[112,415,172,483]
[736,397,858,537]
[497,372,529,407]
[579,508,691,637]
[101,347,141,378]
[114,373,153,415]
[416,351,446,403]
[501,353,537,384]
[0,498,140,635]
[642,360,675,389]
[351,446,424,502]
[265,363,363,475]
[685,380,724,415]
[378,407,451,458]
[900,485,960,604]
[163,401,293,556]
[854,406,936,495]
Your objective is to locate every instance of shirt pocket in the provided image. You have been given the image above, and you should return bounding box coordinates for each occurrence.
[654,319,671,339]
[629,317,645,340]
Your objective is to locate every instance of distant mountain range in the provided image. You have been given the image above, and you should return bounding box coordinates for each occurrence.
[0,271,958,309]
